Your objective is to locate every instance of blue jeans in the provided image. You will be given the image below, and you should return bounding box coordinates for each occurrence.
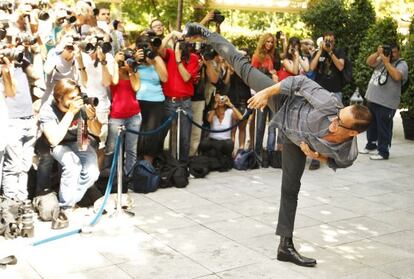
[164,98,192,162]
[255,107,276,154]
[2,117,36,201]
[52,142,99,208]
[365,102,396,159]
[105,113,142,175]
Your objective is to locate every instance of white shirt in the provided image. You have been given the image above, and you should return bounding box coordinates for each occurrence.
[210,109,233,140]
[82,52,114,111]
[0,81,9,151]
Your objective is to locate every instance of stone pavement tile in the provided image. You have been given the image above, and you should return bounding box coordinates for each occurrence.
[251,212,322,230]
[370,231,414,253]
[0,260,41,279]
[216,259,311,279]
[134,210,200,234]
[180,203,242,225]
[335,168,409,184]
[45,265,133,279]
[299,204,360,223]
[185,184,254,204]
[377,258,414,279]
[329,216,401,239]
[328,196,395,215]
[236,233,278,259]
[327,239,414,267]
[294,224,367,248]
[151,225,267,273]
[285,244,366,279]
[344,182,397,198]
[145,188,217,210]
[24,236,113,278]
[117,244,211,279]
[204,216,274,241]
[193,275,222,279]
[220,198,278,217]
[364,191,414,210]
[297,195,330,209]
[336,267,397,279]
[367,210,414,230]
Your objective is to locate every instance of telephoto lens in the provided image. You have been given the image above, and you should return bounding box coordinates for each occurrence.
[20,199,34,238]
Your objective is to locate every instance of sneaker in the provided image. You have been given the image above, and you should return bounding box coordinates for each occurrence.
[359,148,377,154]
[369,154,387,160]
[182,22,211,38]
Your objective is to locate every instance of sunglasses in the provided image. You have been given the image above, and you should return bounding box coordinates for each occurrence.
[336,111,353,130]
[64,45,75,51]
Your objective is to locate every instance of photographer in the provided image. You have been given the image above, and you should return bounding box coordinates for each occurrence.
[135,31,168,164]
[82,28,114,169]
[103,49,141,178]
[309,31,346,170]
[361,44,408,160]
[1,52,36,201]
[0,57,14,187]
[39,78,101,209]
[158,30,199,162]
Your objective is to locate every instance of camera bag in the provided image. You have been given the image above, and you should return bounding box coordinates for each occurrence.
[233,149,259,170]
[130,160,160,193]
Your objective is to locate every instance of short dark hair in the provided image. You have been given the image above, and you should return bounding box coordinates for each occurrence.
[350,104,372,133]
[150,19,162,28]
[322,31,335,38]
[390,43,400,50]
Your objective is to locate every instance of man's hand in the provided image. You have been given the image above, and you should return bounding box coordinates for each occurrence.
[247,87,271,111]
[300,142,327,162]
[380,53,391,65]
[68,96,83,115]
[200,11,215,25]
[377,45,384,56]
[96,46,106,62]
[134,48,145,63]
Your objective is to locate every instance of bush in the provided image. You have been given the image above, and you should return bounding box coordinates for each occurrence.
[401,18,414,118]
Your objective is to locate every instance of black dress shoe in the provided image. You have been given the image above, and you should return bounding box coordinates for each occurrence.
[182,22,211,38]
[277,237,317,267]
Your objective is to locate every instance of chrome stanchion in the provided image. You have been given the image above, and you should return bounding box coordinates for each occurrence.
[116,126,125,216]
[176,108,181,161]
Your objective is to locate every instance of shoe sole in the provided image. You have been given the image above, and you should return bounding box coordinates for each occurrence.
[277,254,317,267]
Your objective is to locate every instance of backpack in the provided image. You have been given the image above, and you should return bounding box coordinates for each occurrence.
[155,152,189,188]
[341,57,353,86]
[188,156,211,178]
[233,149,259,170]
[129,160,160,193]
[395,59,410,93]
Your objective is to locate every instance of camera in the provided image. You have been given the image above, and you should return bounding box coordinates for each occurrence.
[37,10,50,21]
[136,42,156,61]
[0,20,9,40]
[220,95,226,102]
[212,10,225,24]
[17,32,37,46]
[82,93,99,107]
[56,9,77,26]
[325,40,332,49]
[382,44,392,57]
[146,30,162,48]
[199,43,217,61]
[0,47,24,63]
[0,1,12,12]
[276,31,282,40]
[83,36,112,54]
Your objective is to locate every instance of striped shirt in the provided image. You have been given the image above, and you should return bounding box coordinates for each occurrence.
[270,75,358,170]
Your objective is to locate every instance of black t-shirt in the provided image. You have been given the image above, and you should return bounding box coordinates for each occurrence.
[192,65,206,102]
[313,48,346,92]
[228,74,251,105]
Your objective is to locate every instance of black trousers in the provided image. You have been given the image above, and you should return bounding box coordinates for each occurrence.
[207,32,307,238]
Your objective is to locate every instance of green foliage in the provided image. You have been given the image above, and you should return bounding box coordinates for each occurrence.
[354,17,399,95]
[402,17,414,117]
[222,33,261,56]
[121,0,205,30]
[301,0,349,44]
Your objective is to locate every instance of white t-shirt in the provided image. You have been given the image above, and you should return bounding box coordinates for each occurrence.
[0,81,9,151]
[210,108,233,140]
[82,52,114,111]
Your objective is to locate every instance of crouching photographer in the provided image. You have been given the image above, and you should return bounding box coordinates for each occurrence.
[38,79,101,215]
[362,44,409,160]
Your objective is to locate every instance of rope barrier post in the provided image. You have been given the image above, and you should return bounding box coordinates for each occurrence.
[116,125,125,217]
[176,108,181,161]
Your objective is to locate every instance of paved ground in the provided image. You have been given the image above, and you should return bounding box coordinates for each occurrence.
[1,113,414,279]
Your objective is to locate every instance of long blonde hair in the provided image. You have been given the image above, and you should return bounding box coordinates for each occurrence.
[254,33,275,64]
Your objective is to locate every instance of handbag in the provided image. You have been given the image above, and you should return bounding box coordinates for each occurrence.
[130,160,160,193]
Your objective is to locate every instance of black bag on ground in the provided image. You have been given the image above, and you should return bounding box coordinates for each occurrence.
[155,152,189,188]
[77,186,103,207]
[129,160,160,193]
[188,156,211,178]
[233,149,259,170]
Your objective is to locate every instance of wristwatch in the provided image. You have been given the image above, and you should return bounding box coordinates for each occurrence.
[176,60,182,65]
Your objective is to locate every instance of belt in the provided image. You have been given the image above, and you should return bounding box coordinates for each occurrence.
[166,96,191,103]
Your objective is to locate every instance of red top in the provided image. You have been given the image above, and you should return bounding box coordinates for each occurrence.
[162,48,199,98]
[252,54,274,73]
[110,79,140,119]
